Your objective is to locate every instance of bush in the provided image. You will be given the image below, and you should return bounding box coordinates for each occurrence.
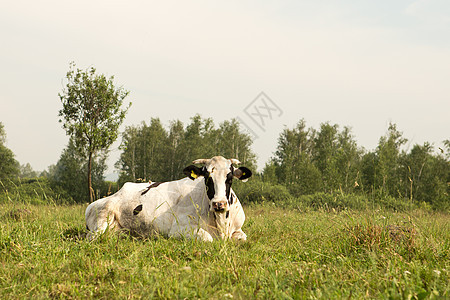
[233,179,293,205]
[292,192,428,212]
[295,192,364,211]
[233,179,435,212]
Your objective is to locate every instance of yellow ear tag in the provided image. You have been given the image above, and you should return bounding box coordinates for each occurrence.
[242,172,246,176]
[191,170,198,179]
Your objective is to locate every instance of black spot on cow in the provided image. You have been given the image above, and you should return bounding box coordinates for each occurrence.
[229,192,234,205]
[133,204,143,215]
[205,174,215,200]
[141,182,163,195]
[225,171,233,202]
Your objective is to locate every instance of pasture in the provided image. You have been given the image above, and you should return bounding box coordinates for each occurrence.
[0,202,448,299]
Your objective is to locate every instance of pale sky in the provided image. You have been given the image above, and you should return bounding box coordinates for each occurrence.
[1,0,449,174]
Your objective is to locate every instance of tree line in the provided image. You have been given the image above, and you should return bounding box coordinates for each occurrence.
[1,117,448,209]
[263,120,449,209]
[0,63,448,210]
[115,115,256,185]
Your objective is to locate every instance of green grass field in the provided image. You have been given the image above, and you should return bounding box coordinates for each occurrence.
[1,202,448,299]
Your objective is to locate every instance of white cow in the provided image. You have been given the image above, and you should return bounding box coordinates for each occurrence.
[85,156,252,241]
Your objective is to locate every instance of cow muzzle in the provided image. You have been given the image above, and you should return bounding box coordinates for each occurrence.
[211,200,228,212]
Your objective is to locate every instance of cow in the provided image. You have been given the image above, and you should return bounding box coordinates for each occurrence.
[85,156,252,242]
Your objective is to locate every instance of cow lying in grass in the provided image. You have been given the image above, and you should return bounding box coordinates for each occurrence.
[85,156,252,241]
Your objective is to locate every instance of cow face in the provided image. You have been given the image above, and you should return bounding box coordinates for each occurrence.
[183,156,252,212]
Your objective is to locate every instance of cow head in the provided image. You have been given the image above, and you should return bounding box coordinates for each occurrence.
[183,156,252,213]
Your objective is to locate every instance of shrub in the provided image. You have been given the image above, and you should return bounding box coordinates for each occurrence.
[294,192,367,211]
[233,179,293,204]
[294,192,429,212]
[233,179,434,212]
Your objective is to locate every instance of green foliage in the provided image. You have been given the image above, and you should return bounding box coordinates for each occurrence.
[264,120,361,196]
[52,138,108,202]
[267,120,448,210]
[0,122,5,145]
[0,203,448,299]
[233,178,432,212]
[0,122,20,182]
[312,122,341,189]
[373,123,408,197]
[116,118,170,184]
[215,119,257,168]
[399,143,449,209]
[0,144,19,183]
[58,62,131,153]
[269,120,323,195]
[297,192,428,212]
[268,120,363,194]
[116,114,257,185]
[58,62,131,201]
[233,178,293,204]
[19,163,38,179]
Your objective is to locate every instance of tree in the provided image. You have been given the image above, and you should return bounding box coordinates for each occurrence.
[334,126,363,192]
[138,118,168,181]
[116,119,168,184]
[0,122,6,145]
[116,125,139,183]
[312,122,340,191]
[268,120,362,195]
[19,163,38,179]
[374,123,407,197]
[40,165,56,179]
[116,115,257,185]
[216,119,257,169]
[360,151,377,193]
[53,138,108,202]
[270,120,322,195]
[400,143,449,207]
[58,62,131,202]
[0,122,19,183]
[166,120,187,180]
[182,115,208,161]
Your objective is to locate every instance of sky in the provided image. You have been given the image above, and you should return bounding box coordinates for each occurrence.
[1,0,449,175]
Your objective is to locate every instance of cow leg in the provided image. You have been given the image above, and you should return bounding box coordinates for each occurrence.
[195,228,214,242]
[231,229,247,241]
[168,225,214,242]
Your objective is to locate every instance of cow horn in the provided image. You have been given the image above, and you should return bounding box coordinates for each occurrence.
[229,159,241,165]
[193,159,210,165]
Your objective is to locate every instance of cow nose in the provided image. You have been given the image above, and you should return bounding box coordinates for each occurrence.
[212,201,227,212]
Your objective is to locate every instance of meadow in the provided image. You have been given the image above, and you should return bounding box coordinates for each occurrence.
[0,202,448,299]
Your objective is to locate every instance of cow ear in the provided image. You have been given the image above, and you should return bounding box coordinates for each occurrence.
[234,167,252,182]
[183,165,204,180]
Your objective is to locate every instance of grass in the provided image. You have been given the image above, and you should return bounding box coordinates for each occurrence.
[0,202,448,299]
